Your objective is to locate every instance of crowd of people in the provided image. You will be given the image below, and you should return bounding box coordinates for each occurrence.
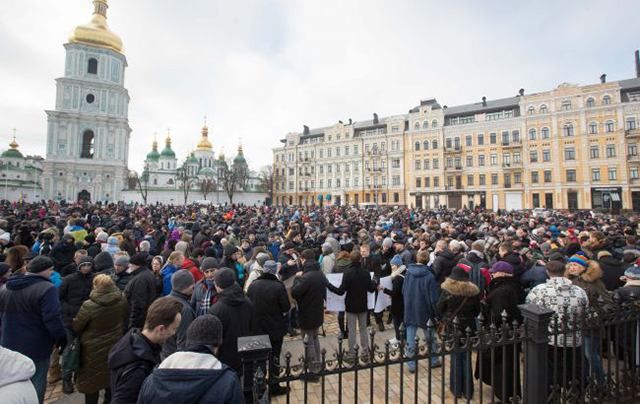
[0,200,639,403]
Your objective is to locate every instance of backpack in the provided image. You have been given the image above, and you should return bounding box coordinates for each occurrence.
[468,261,487,297]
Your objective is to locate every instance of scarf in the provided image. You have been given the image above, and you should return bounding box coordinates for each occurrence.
[197,279,215,316]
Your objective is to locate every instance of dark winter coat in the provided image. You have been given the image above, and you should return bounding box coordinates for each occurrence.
[361,254,382,280]
[277,251,299,282]
[568,264,612,307]
[500,252,525,278]
[247,273,291,341]
[597,255,626,291]
[208,284,254,373]
[50,240,78,274]
[161,290,196,360]
[108,329,161,404]
[327,262,376,313]
[72,284,127,394]
[123,267,156,330]
[59,270,94,328]
[483,276,523,325]
[432,249,459,283]
[0,273,66,361]
[437,278,481,332]
[402,263,439,327]
[291,260,328,330]
[383,272,405,319]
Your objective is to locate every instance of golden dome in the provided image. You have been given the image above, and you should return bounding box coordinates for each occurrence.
[69,0,123,54]
[196,124,212,151]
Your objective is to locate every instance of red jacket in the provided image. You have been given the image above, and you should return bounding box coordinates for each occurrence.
[181,258,203,282]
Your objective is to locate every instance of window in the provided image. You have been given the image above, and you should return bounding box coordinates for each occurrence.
[466,135,472,146]
[490,154,497,166]
[544,170,552,183]
[606,144,616,158]
[415,160,421,170]
[415,141,420,151]
[353,145,358,155]
[541,127,550,139]
[425,177,430,187]
[527,106,535,115]
[590,146,599,159]
[512,130,520,143]
[564,147,575,160]
[514,172,522,184]
[87,58,98,74]
[345,146,349,155]
[628,144,638,156]
[561,100,572,110]
[424,159,430,169]
[392,159,400,168]
[588,122,598,134]
[631,167,639,179]
[423,121,429,129]
[327,148,332,158]
[531,172,539,183]
[336,147,340,157]
[414,122,420,130]
[490,132,497,144]
[502,131,510,145]
[433,159,439,169]
[81,130,94,158]
[586,97,595,108]
[466,155,473,167]
[503,153,511,165]
[566,169,576,182]
[563,123,574,137]
[433,177,439,187]
[540,104,548,114]
[491,174,498,185]
[416,178,422,188]
[423,140,429,150]
[446,138,452,149]
[432,120,438,128]
[592,169,600,182]
[467,175,474,186]
[478,155,485,166]
[432,140,438,149]
[345,178,349,187]
[529,128,537,140]
[543,149,551,162]
[514,152,521,163]
[336,179,341,187]
[479,175,485,186]
[392,175,400,186]
[608,167,617,181]
[605,121,615,133]
[603,95,611,105]
[477,133,484,145]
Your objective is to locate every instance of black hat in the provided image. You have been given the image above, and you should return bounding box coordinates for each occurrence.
[186,314,223,348]
[77,256,93,269]
[130,253,147,267]
[449,265,470,282]
[283,242,296,251]
[223,245,238,258]
[200,257,219,271]
[93,251,114,272]
[28,256,54,274]
[214,267,236,289]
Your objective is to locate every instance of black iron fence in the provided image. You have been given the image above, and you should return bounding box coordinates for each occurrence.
[239,298,640,403]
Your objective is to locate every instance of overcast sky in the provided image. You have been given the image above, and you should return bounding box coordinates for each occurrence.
[1,0,639,172]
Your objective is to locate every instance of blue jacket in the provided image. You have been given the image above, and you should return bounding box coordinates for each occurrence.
[160,264,179,296]
[402,264,440,327]
[0,274,66,360]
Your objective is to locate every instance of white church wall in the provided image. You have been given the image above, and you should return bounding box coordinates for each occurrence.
[121,189,267,206]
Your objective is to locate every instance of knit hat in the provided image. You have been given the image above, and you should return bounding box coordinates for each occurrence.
[171,270,195,291]
[390,255,403,267]
[93,252,114,272]
[186,314,223,348]
[175,241,189,254]
[449,265,470,281]
[114,255,130,267]
[200,257,219,271]
[567,254,588,268]
[27,256,54,274]
[224,245,238,257]
[97,232,108,242]
[382,237,393,249]
[107,236,118,246]
[77,256,93,269]
[130,253,147,267]
[255,253,270,266]
[624,265,640,280]
[263,260,278,275]
[214,267,236,289]
[490,261,514,275]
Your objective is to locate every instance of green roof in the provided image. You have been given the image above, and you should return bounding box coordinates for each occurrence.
[187,153,198,164]
[160,146,175,158]
[146,149,160,161]
[1,148,23,159]
[199,166,215,176]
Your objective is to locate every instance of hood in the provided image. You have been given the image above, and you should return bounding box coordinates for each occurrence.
[6,273,51,291]
[406,263,430,278]
[501,252,522,266]
[0,346,35,388]
[335,258,351,271]
[90,285,124,306]
[144,364,237,402]
[441,278,480,297]
[217,283,246,306]
[108,329,159,371]
[572,262,603,283]
[437,249,456,260]
[93,251,114,272]
[467,250,484,262]
[53,241,75,253]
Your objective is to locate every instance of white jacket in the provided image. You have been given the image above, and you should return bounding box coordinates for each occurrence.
[0,347,39,404]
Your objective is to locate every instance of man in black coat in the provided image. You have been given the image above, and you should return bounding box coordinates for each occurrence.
[597,250,626,290]
[108,297,183,404]
[247,260,291,396]
[432,240,459,283]
[360,243,385,331]
[208,267,254,374]
[291,249,328,377]
[50,234,77,276]
[124,253,157,331]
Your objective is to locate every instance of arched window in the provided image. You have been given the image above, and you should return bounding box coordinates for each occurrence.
[432,140,438,149]
[87,58,98,74]
[431,119,438,128]
[423,140,429,150]
[586,97,595,108]
[423,121,428,129]
[167,178,174,185]
[589,122,598,134]
[603,95,611,105]
[563,123,574,137]
[527,106,535,115]
[605,120,615,133]
[528,128,537,140]
[414,122,420,130]
[539,104,548,114]
[541,127,550,139]
[414,141,420,151]
[80,130,94,158]
[153,178,158,185]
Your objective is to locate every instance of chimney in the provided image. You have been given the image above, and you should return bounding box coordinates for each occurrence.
[600,74,607,84]
[303,125,309,135]
[635,50,640,78]
[519,88,525,96]
[373,113,379,124]
[482,96,487,107]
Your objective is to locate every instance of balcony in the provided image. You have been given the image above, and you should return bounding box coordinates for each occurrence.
[444,146,463,154]
[502,140,523,148]
[445,165,463,172]
[502,161,523,170]
[444,184,464,191]
[628,154,640,163]
[625,128,640,138]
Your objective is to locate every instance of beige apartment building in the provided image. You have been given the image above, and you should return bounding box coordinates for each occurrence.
[273,54,640,210]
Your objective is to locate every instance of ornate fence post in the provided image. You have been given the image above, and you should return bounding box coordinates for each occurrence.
[238,334,272,404]
[519,304,554,404]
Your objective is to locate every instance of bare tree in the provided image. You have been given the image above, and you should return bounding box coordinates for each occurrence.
[130,166,150,205]
[176,166,196,205]
[258,165,274,205]
[221,158,248,205]
[199,177,216,200]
